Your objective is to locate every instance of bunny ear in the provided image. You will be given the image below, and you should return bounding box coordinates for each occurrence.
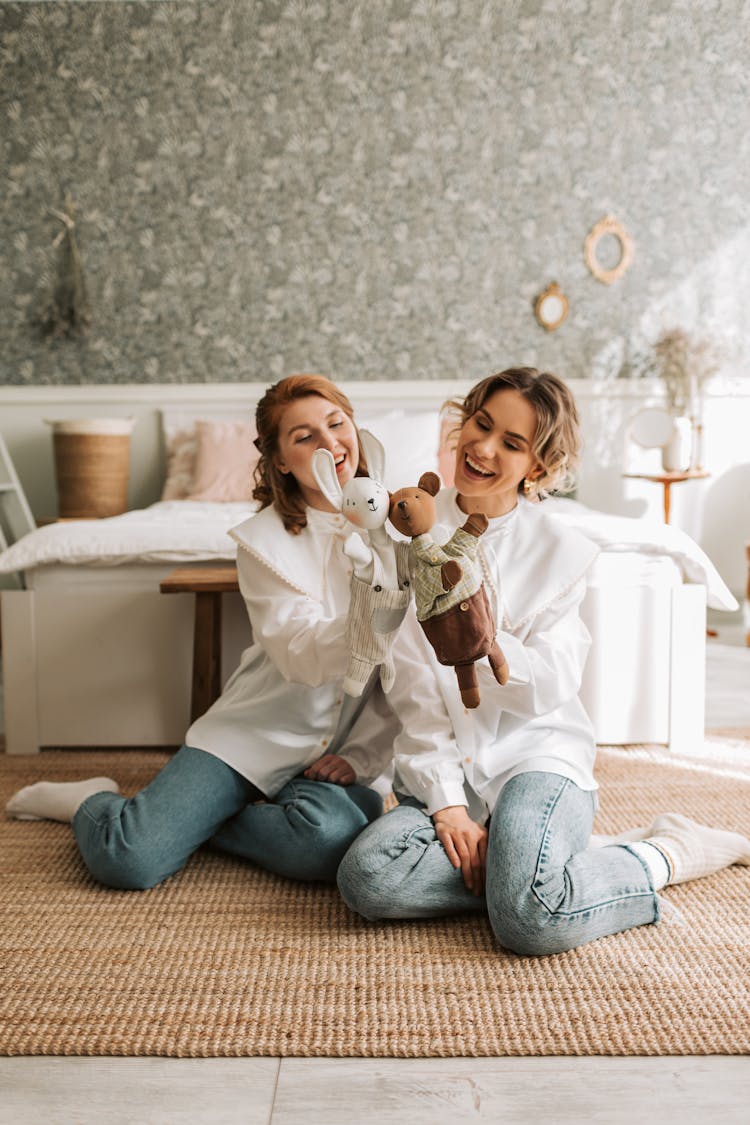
[359,429,386,483]
[312,448,343,509]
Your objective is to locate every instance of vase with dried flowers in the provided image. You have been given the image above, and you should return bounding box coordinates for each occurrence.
[652,327,721,471]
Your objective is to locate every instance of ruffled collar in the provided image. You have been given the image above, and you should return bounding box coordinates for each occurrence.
[230,503,350,600]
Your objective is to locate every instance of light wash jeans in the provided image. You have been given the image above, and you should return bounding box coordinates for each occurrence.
[337,771,661,956]
[72,745,382,891]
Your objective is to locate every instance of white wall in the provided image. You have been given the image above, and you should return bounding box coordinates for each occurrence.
[1,377,748,596]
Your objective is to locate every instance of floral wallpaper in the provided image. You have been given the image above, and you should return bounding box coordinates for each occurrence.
[1,0,749,386]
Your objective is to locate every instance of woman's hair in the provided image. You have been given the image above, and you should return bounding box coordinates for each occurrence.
[252,373,367,534]
[445,367,582,496]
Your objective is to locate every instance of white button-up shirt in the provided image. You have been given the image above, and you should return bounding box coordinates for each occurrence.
[386,491,601,823]
[185,504,398,796]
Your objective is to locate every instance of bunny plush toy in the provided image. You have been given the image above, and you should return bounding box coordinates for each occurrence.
[312,431,412,697]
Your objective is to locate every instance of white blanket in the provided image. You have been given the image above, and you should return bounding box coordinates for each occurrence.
[543,499,738,611]
[0,501,257,569]
[0,497,738,611]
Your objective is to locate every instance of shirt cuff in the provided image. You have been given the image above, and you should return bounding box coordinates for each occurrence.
[423,779,469,816]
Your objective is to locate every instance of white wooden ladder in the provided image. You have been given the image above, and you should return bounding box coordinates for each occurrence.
[0,433,36,588]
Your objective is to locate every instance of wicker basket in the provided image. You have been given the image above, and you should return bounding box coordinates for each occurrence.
[47,418,134,519]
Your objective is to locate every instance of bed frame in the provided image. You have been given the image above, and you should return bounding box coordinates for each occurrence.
[1,380,707,756]
[2,569,250,755]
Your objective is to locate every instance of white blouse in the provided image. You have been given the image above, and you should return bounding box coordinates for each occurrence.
[184,504,398,796]
[386,491,601,823]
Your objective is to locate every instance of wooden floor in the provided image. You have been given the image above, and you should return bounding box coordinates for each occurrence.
[1,619,749,1124]
[2,1056,750,1124]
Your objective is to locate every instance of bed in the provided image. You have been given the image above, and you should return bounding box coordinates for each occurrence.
[0,395,737,756]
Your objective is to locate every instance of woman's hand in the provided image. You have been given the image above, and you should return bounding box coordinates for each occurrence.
[303,753,356,786]
[432,805,488,895]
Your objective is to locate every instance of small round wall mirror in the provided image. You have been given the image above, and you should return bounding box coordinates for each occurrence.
[629,408,675,448]
[534,282,569,332]
[584,215,634,285]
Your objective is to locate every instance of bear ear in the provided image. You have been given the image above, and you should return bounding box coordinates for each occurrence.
[418,471,441,497]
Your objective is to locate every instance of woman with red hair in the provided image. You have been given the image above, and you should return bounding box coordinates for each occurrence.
[8,375,402,890]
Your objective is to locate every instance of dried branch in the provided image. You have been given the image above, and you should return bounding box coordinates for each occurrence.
[35,193,92,340]
[652,327,721,414]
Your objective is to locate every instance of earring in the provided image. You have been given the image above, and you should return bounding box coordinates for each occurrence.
[522,478,535,496]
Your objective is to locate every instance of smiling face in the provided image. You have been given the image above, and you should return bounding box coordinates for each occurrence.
[453,388,543,518]
[275,394,360,511]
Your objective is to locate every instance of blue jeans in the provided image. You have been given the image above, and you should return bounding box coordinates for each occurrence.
[337,771,660,956]
[72,745,382,890]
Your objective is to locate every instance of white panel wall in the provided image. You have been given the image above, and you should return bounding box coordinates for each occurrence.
[0,377,748,595]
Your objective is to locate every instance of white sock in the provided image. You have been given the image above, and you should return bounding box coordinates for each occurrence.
[5,777,120,823]
[590,824,651,848]
[642,812,750,886]
[629,841,671,890]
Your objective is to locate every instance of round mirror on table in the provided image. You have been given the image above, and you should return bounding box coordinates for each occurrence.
[629,408,676,449]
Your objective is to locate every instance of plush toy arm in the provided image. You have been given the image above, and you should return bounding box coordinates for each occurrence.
[410,533,452,567]
[368,525,400,588]
[441,526,483,562]
[441,559,462,591]
[461,512,488,537]
[343,531,377,586]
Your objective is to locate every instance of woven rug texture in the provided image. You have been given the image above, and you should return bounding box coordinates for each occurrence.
[1,741,749,1058]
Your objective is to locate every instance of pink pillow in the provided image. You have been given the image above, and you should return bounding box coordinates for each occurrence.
[185,419,259,502]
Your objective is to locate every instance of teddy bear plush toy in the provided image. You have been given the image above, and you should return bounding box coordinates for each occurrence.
[388,471,509,709]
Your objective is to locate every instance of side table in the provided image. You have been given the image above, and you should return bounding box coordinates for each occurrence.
[160,562,240,722]
[622,469,710,524]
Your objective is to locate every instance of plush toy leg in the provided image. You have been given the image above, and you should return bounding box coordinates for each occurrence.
[455,662,480,709]
[488,642,509,686]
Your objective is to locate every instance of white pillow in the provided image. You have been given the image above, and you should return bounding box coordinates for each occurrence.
[358,409,442,491]
[160,406,443,498]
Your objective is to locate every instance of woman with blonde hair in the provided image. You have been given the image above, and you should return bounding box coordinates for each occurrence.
[338,367,750,954]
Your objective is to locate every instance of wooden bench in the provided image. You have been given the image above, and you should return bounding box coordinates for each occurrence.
[160,562,240,722]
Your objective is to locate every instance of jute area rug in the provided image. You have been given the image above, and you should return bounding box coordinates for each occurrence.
[1,737,749,1058]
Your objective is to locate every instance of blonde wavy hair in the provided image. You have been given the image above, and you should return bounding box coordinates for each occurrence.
[252,374,369,535]
[445,367,582,496]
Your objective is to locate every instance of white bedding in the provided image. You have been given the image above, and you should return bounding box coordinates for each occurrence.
[0,500,257,569]
[0,497,737,611]
[542,498,737,610]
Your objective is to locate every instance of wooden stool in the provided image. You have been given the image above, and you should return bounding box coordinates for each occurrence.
[160,562,240,722]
